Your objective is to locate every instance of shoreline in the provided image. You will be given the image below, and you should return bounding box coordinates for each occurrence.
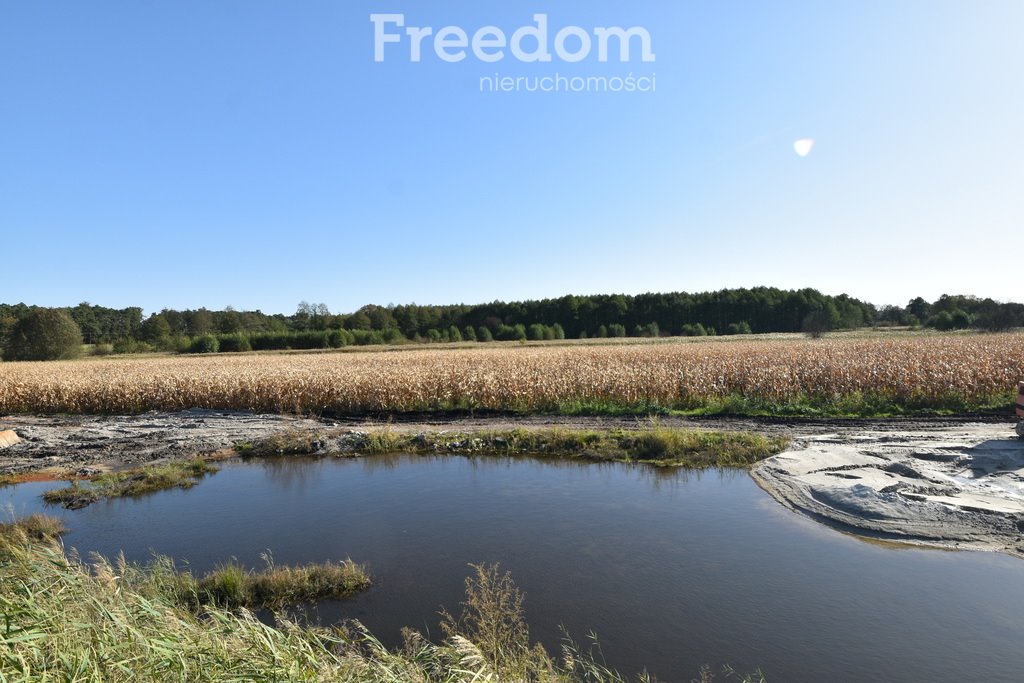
[0,409,1012,478]
[3,410,1023,560]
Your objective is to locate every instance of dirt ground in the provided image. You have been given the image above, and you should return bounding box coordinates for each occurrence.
[1,410,1021,558]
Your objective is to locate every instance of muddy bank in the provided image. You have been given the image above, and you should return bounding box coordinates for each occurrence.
[0,410,1006,479]
[752,423,1024,558]
[0,410,791,478]
[0,410,331,478]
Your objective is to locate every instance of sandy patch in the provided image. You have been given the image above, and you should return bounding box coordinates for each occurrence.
[752,423,1024,558]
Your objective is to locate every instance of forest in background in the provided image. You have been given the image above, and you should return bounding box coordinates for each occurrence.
[0,287,1021,358]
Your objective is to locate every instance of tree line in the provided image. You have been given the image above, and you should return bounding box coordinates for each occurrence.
[0,288,1021,360]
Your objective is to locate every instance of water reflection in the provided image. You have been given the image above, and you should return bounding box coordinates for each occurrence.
[253,456,324,493]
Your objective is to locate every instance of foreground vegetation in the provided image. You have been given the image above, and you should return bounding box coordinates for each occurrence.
[1,334,1020,416]
[242,426,789,469]
[42,459,218,509]
[0,524,763,682]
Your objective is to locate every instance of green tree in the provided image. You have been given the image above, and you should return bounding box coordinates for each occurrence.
[3,308,83,361]
[190,309,214,336]
[140,314,173,349]
[907,297,932,322]
[346,311,372,330]
[802,309,837,338]
[725,321,752,335]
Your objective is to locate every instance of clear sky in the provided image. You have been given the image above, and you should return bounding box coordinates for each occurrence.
[2,1,1020,316]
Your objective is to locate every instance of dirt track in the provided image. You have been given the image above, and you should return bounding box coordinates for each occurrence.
[1,410,1021,558]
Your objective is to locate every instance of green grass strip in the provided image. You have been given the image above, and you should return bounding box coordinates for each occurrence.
[42,459,219,509]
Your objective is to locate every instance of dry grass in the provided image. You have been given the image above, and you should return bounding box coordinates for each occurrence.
[1,333,1021,415]
[187,558,372,610]
[0,513,68,542]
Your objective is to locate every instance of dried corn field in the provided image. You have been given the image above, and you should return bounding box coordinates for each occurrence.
[1,334,1022,415]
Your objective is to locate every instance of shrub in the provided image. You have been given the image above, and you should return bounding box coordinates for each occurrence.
[218,335,252,353]
[803,311,832,338]
[112,338,154,354]
[463,325,477,342]
[327,329,353,348]
[950,309,973,329]
[496,325,517,341]
[248,334,286,351]
[248,331,337,351]
[382,328,406,345]
[643,322,660,338]
[3,309,83,361]
[91,343,114,357]
[449,326,463,342]
[528,324,546,341]
[351,330,384,346]
[477,326,493,342]
[607,324,627,338]
[190,335,220,354]
[172,336,193,353]
[725,321,752,336]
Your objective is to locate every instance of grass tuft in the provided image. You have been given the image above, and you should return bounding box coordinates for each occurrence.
[42,458,219,509]
[0,513,68,542]
[192,557,373,609]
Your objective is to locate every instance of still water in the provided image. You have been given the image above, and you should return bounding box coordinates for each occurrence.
[4,455,1024,682]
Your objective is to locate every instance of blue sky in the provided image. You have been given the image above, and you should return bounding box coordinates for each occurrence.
[1,1,1020,315]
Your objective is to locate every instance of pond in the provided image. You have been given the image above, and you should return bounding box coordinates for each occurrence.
[4,455,1024,682]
